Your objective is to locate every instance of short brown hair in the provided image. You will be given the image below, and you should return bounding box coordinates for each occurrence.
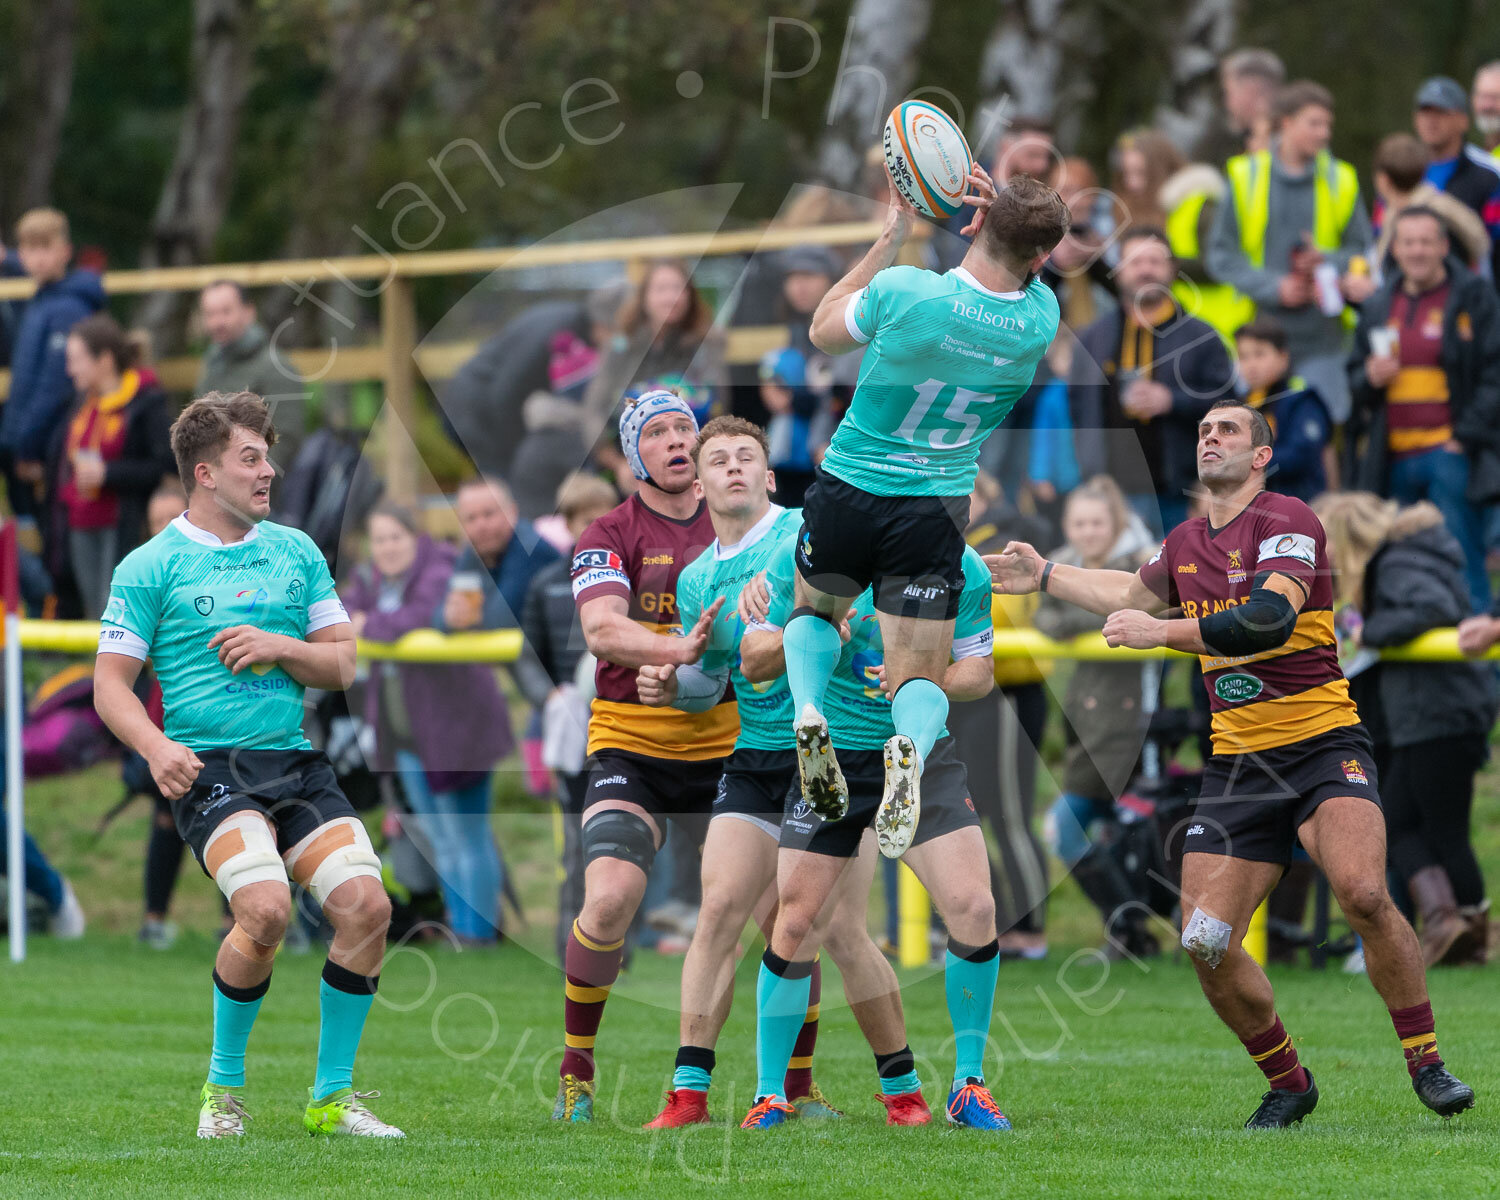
[692,416,769,465]
[1117,225,1172,256]
[68,313,138,372]
[170,391,277,492]
[1374,132,1427,192]
[1205,398,1273,449]
[1273,80,1334,125]
[1234,315,1289,353]
[975,175,1071,272]
[1221,48,1285,87]
[1392,204,1449,241]
[15,207,69,246]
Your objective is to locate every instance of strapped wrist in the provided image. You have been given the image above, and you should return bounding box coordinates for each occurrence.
[1040,560,1056,594]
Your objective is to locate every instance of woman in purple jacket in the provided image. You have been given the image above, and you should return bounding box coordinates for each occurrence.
[343,503,514,946]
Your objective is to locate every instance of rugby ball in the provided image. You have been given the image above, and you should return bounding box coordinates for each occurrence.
[882,101,974,220]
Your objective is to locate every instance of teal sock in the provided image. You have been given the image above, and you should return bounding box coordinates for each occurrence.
[755,952,813,1100]
[875,1046,921,1095]
[891,678,948,763]
[946,940,1000,1084]
[672,1045,715,1092]
[207,970,269,1088]
[313,960,378,1101]
[783,612,841,717]
[672,1065,713,1091]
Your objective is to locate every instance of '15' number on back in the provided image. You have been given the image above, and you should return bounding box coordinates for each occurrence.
[894,378,996,449]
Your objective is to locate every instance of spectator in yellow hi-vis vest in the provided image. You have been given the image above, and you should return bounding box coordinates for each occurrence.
[1207,80,1373,424]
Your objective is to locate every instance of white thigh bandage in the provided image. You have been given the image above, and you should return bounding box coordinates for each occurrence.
[204,813,287,900]
[282,816,382,906]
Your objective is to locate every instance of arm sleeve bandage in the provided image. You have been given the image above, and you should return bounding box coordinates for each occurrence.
[1197,587,1297,657]
[671,662,731,712]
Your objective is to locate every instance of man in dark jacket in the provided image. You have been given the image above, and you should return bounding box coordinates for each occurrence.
[1070,226,1236,533]
[1347,206,1500,611]
[1411,76,1500,282]
[1,209,105,519]
[436,476,561,632]
[196,281,306,471]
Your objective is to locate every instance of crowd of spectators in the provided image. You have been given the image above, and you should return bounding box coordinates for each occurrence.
[9,47,1500,971]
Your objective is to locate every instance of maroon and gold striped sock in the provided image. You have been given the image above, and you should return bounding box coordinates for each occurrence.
[561,920,624,1083]
[1391,1001,1442,1078]
[783,957,821,1100]
[1241,1016,1309,1092]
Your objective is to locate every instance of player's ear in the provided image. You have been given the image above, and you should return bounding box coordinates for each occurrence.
[1253,443,1274,471]
[766,469,777,495]
[692,478,704,500]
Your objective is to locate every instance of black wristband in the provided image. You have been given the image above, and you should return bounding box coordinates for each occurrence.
[1040,560,1056,594]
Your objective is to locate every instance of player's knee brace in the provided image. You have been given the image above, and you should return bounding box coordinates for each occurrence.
[282,816,382,908]
[789,604,841,629]
[204,812,286,901]
[582,809,657,874]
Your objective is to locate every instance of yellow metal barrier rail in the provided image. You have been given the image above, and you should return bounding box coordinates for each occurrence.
[19,620,1496,663]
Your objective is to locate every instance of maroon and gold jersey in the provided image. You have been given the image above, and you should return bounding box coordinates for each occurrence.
[571,494,738,760]
[1138,490,1359,756]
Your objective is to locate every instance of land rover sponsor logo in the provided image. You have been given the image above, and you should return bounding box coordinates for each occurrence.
[1214,672,1262,703]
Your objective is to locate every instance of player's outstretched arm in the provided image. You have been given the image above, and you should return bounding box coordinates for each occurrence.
[94,653,204,800]
[987,541,1165,618]
[809,167,916,355]
[579,594,722,670]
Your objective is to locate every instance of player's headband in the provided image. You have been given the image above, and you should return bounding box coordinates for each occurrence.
[618,389,698,482]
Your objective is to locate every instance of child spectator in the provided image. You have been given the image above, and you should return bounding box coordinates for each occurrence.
[1034,477,1158,958]
[0,208,104,520]
[1234,316,1334,502]
[51,314,174,617]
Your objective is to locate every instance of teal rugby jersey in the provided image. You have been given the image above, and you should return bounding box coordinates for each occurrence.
[97,514,350,753]
[676,504,801,751]
[821,265,1059,497]
[759,542,994,748]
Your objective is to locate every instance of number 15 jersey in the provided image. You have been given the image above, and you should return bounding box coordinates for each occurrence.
[823,265,1059,498]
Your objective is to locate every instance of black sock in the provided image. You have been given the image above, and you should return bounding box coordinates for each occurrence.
[322,959,379,995]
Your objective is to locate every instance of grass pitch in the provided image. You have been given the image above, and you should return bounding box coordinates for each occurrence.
[2,928,1496,1198]
[3,759,1498,1198]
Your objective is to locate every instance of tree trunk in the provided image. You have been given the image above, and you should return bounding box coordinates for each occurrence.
[1152,0,1238,159]
[972,0,1104,157]
[136,0,256,339]
[815,0,935,190]
[0,0,79,225]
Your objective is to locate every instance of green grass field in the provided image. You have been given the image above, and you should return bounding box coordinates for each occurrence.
[4,756,1499,1199]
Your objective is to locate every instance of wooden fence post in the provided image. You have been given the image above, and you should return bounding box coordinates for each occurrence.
[381,275,419,504]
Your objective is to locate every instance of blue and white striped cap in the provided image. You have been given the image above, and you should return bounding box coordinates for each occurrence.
[618,388,699,482]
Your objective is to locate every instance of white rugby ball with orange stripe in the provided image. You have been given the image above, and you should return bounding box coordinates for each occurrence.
[882,101,974,220]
